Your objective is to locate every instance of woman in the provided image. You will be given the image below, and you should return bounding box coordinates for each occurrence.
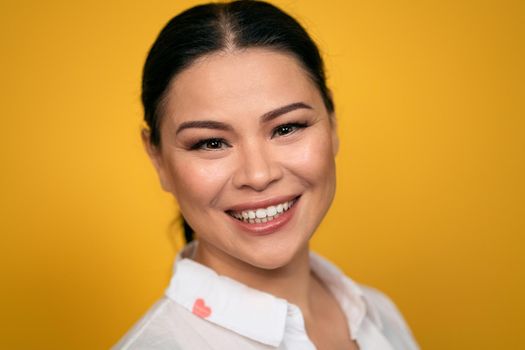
[114,1,419,349]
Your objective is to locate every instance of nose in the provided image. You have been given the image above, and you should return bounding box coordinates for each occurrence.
[232,140,283,191]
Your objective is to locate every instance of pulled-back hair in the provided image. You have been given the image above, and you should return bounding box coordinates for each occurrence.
[142,0,334,243]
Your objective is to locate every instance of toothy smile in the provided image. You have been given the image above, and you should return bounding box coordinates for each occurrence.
[227,197,298,224]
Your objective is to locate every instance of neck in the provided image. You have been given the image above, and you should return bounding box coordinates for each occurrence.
[191,240,318,319]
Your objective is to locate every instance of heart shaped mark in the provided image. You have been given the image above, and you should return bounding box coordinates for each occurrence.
[192,298,212,318]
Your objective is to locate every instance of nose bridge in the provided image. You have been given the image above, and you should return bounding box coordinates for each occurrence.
[233,137,281,191]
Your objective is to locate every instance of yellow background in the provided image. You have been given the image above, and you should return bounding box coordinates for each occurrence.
[1,0,524,348]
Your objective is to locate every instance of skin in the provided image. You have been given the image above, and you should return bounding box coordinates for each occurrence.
[143,48,358,349]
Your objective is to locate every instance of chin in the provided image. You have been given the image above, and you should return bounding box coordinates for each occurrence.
[246,256,290,270]
[238,239,307,271]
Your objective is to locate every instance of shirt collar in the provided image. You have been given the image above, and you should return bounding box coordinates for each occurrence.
[165,241,382,346]
[308,251,384,334]
[165,241,288,347]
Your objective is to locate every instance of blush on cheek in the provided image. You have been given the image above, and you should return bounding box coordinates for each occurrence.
[282,129,336,182]
[172,156,233,206]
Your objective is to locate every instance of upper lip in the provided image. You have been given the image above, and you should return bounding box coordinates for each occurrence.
[226,194,300,212]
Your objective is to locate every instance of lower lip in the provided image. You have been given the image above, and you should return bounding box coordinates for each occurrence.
[227,197,300,236]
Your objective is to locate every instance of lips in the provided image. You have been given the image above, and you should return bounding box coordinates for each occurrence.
[226,195,299,219]
[225,195,301,236]
[227,197,298,224]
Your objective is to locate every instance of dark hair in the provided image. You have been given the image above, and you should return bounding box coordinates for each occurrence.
[142,0,335,243]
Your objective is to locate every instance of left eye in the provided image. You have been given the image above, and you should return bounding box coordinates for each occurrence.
[272,123,307,138]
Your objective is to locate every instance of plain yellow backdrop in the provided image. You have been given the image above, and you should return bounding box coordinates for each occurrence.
[1,0,524,348]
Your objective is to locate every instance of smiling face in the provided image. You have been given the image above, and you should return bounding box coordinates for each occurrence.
[144,48,338,273]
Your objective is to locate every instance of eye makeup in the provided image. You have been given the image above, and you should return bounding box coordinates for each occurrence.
[189,138,231,151]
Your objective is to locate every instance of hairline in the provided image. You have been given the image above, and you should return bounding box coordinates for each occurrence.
[151,46,333,151]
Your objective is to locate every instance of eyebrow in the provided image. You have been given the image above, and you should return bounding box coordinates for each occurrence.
[259,102,313,123]
[175,102,312,135]
[175,120,233,135]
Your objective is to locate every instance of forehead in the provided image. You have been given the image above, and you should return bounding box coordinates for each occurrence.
[162,48,323,122]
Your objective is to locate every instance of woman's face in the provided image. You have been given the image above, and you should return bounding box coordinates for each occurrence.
[145,48,338,271]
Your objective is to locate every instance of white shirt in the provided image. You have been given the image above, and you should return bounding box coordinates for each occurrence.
[113,242,419,349]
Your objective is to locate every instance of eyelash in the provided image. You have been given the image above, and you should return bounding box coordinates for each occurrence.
[271,122,308,138]
[189,122,308,151]
[189,138,230,151]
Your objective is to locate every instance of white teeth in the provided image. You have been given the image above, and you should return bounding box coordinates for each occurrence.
[229,198,297,224]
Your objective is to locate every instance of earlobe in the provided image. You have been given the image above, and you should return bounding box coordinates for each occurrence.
[141,129,173,193]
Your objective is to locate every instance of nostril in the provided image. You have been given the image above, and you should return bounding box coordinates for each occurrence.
[233,171,277,191]
[232,146,284,190]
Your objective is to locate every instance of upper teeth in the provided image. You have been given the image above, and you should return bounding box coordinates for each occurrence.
[229,199,296,223]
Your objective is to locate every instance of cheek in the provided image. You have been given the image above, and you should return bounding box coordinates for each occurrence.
[282,128,336,186]
[169,155,232,208]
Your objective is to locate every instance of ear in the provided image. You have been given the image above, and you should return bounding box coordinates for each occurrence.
[141,129,173,193]
[330,115,339,157]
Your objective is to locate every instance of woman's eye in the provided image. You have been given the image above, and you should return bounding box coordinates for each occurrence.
[272,123,307,138]
[190,138,230,151]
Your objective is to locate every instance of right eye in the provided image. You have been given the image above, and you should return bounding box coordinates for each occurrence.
[190,138,230,151]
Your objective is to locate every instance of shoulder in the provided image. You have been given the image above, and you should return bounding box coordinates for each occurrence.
[360,285,410,329]
[112,297,188,350]
[309,252,419,349]
[359,285,420,350]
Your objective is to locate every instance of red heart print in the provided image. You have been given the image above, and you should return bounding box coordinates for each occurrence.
[192,298,212,318]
